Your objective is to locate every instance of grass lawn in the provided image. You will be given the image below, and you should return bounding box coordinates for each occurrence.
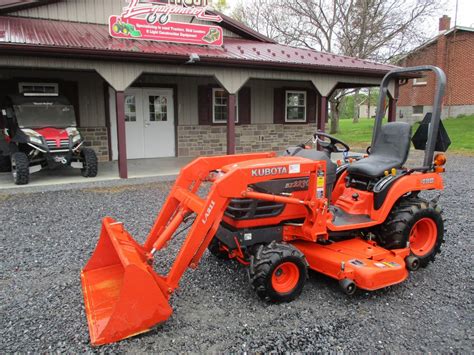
[333,115,474,154]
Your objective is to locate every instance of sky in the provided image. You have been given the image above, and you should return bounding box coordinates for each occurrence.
[444,0,474,28]
[224,0,474,34]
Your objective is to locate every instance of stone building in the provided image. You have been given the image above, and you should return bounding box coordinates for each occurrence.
[0,0,399,178]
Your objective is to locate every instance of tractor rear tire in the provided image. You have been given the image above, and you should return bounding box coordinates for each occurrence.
[378,196,444,268]
[249,241,307,303]
[11,152,29,185]
[80,148,98,178]
[208,237,230,260]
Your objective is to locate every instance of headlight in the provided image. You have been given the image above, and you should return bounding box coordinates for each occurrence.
[67,128,81,143]
[29,136,43,145]
[72,133,82,143]
[22,129,43,145]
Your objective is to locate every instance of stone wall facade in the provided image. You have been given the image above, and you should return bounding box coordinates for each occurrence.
[80,127,109,162]
[177,124,318,156]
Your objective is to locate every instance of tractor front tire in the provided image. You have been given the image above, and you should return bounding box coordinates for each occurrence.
[208,237,230,260]
[378,196,444,267]
[80,148,98,178]
[11,152,29,185]
[249,241,307,303]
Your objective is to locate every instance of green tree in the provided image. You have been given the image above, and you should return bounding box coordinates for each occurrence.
[233,0,444,133]
[210,0,229,13]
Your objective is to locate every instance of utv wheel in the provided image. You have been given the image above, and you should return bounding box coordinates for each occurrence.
[378,196,444,267]
[11,152,29,185]
[80,148,98,178]
[249,241,307,303]
[208,237,230,260]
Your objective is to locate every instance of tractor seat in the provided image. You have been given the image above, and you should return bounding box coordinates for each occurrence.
[347,122,412,179]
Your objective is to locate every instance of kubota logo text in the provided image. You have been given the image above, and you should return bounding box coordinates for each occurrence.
[251,166,288,177]
[202,200,215,224]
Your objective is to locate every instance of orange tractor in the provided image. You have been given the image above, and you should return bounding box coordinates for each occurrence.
[81,66,449,345]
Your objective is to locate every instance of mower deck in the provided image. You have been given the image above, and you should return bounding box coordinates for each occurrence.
[291,238,410,291]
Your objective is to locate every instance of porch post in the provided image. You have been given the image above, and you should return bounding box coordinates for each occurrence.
[317,95,328,132]
[388,81,399,122]
[227,93,236,154]
[115,91,128,179]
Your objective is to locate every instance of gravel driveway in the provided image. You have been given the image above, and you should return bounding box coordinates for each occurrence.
[1,155,472,352]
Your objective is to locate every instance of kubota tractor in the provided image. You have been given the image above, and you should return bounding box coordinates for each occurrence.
[81,66,450,345]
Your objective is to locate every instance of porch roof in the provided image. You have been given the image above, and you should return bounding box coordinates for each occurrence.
[0,16,396,76]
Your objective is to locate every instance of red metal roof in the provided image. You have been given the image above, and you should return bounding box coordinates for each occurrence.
[0,16,396,75]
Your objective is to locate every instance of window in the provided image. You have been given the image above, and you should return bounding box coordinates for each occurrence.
[124,95,136,122]
[285,91,306,122]
[413,77,427,86]
[19,82,58,96]
[413,105,424,115]
[149,95,167,121]
[212,88,238,124]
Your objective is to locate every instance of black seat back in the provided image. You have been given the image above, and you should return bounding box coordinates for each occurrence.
[371,122,411,165]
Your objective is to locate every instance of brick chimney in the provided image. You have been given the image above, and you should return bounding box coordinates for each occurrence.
[436,15,450,104]
[439,15,451,32]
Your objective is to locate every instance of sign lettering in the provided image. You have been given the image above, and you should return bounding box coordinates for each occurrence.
[109,0,223,46]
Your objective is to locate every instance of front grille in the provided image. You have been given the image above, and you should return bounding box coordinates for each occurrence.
[46,139,69,149]
[225,198,285,220]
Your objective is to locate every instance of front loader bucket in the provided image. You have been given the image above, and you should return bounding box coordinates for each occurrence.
[81,217,173,346]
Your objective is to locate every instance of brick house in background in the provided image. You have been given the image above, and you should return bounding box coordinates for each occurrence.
[397,15,474,123]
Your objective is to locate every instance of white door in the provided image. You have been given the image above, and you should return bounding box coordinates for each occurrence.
[143,89,175,158]
[124,89,145,159]
[122,88,175,159]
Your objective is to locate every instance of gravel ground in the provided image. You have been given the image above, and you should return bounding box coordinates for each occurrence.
[1,154,473,353]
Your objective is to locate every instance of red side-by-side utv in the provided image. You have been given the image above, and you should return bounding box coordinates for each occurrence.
[0,94,97,185]
[80,66,450,345]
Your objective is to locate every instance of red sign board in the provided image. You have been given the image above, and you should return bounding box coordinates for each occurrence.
[109,15,223,46]
[108,0,223,46]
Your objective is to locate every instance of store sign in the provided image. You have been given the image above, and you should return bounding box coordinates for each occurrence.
[109,0,223,46]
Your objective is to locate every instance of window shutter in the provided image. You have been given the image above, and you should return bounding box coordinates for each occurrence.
[238,87,251,124]
[198,85,211,125]
[273,88,285,123]
[306,89,317,123]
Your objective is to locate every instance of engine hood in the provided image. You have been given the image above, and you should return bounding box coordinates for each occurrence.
[34,127,70,140]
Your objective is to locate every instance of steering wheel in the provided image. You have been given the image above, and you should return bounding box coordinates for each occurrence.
[313,131,350,153]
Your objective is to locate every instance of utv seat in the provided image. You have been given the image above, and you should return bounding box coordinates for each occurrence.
[347,122,412,179]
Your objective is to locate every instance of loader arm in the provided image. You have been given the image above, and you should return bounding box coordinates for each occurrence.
[143,152,276,251]
[145,153,327,291]
[81,153,327,345]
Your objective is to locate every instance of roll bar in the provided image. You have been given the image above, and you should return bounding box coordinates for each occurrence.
[373,65,446,168]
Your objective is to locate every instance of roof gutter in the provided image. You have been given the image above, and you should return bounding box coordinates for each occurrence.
[0,43,393,78]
